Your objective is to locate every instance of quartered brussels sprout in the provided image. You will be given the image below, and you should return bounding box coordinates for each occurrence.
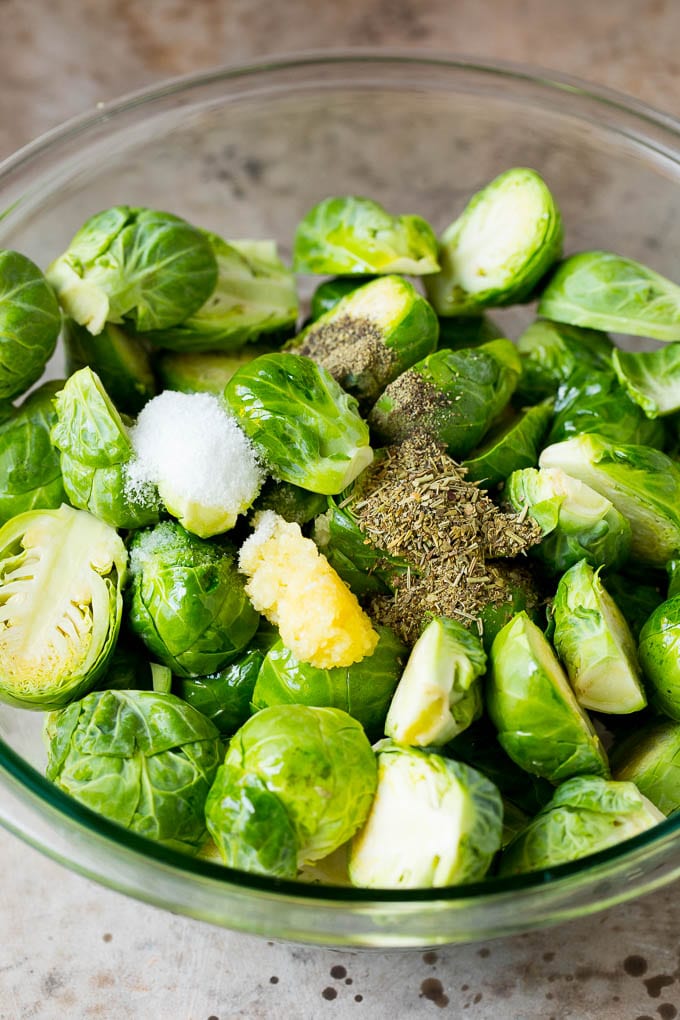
[154,344,278,395]
[368,338,521,458]
[0,381,67,526]
[290,275,438,406]
[46,206,218,336]
[553,560,646,714]
[505,466,631,575]
[461,400,552,488]
[224,353,373,495]
[639,594,680,719]
[547,369,666,449]
[252,626,407,735]
[487,611,609,783]
[0,249,62,401]
[348,741,502,889]
[128,521,260,678]
[426,168,563,316]
[437,313,504,350]
[499,775,664,876]
[206,705,377,874]
[613,344,680,418]
[309,276,375,321]
[143,236,298,352]
[45,689,222,853]
[63,318,156,414]
[293,196,439,276]
[0,505,127,709]
[384,617,485,747]
[51,367,160,529]
[540,436,680,568]
[514,318,613,404]
[612,719,680,815]
[538,251,680,342]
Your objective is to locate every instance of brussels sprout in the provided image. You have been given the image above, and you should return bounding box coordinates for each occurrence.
[461,400,553,488]
[207,705,377,870]
[540,436,680,568]
[505,466,631,575]
[155,344,278,395]
[63,317,156,414]
[309,276,374,321]
[547,369,666,449]
[553,560,646,714]
[293,196,439,276]
[0,381,67,526]
[348,741,502,888]
[385,617,485,747]
[514,318,613,403]
[612,344,680,418]
[128,521,260,678]
[252,626,407,734]
[0,250,62,401]
[477,565,547,653]
[603,572,665,642]
[369,338,521,458]
[143,236,298,352]
[437,314,504,350]
[639,594,680,719]
[0,505,127,709]
[668,560,680,600]
[224,353,373,495]
[251,478,327,527]
[46,206,218,336]
[290,276,438,406]
[538,251,680,342]
[51,367,160,529]
[487,612,609,783]
[499,775,664,876]
[177,645,270,735]
[426,168,563,316]
[612,719,680,815]
[45,689,222,853]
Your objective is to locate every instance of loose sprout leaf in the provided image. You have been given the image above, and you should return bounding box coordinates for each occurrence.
[639,594,680,720]
[547,369,666,449]
[0,249,62,401]
[461,400,553,488]
[515,318,613,403]
[612,344,680,418]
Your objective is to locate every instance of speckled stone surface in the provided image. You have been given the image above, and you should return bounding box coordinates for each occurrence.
[2,3,680,1019]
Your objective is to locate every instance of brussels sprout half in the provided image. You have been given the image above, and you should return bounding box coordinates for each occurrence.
[0,250,62,401]
[639,594,680,719]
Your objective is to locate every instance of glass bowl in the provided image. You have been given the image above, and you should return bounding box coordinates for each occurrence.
[1,52,680,948]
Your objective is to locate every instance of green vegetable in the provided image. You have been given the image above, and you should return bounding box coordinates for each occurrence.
[437,314,503,350]
[505,466,631,575]
[639,594,680,719]
[293,196,439,275]
[155,344,278,395]
[309,276,374,320]
[177,645,270,736]
[252,626,407,735]
[0,250,62,401]
[668,560,680,600]
[46,206,218,336]
[127,521,260,678]
[477,566,546,653]
[426,168,563,316]
[553,560,646,714]
[0,505,127,709]
[515,318,613,403]
[612,719,680,815]
[384,617,485,746]
[613,344,680,418]
[461,401,552,488]
[348,741,502,888]
[540,436,680,568]
[600,572,664,642]
[499,775,663,876]
[224,352,373,495]
[547,369,666,449]
[487,611,609,783]
[369,338,521,457]
[538,251,680,342]
[0,381,67,526]
[251,478,327,526]
[63,317,156,414]
[45,689,222,853]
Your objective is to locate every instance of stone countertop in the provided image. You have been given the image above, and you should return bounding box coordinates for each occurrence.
[2,2,680,1018]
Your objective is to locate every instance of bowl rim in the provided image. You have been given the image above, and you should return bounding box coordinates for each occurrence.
[1,48,680,914]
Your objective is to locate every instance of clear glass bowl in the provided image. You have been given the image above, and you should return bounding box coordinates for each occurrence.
[1,52,680,948]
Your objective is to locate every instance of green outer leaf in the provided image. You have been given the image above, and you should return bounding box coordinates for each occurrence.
[177,646,269,735]
[613,344,680,418]
[538,251,680,341]
[63,317,156,415]
[0,249,61,400]
[547,369,666,449]
[312,498,409,596]
[462,400,552,488]
[515,318,613,403]
[0,381,66,526]
[612,719,680,815]
[639,594,680,719]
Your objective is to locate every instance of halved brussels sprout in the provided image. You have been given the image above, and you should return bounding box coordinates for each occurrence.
[499,775,664,876]
[0,381,66,526]
[0,250,62,401]
[309,276,375,321]
[225,353,373,495]
[0,505,127,709]
[63,317,156,414]
[553,560,646,714]
[348,741,502,888]
[540,436,680,568]
[45,689,222,853]
[154,344,278,395]
[293,196,439,276]
[514,318,613,403]
[426,168,563,316]
[384,617,485,746]
[128,521,260,678]
[613,344,680,418]
[638,594,680,719]
[487,611,609,782]
[46,206,218,336]
[290,275,438,406]
[547,369,666,449]
[538,251,680,342]
[505,466,631,575]
[612,719,680,815]
[461,400,553,488]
